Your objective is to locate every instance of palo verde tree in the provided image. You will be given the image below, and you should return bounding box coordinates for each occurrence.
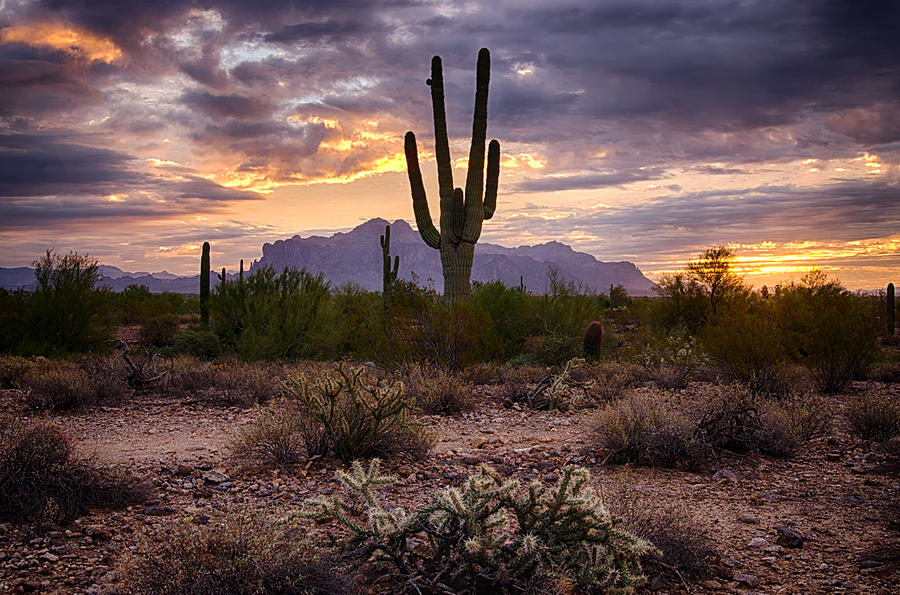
[686,246,746,318]
[405,48,500,302]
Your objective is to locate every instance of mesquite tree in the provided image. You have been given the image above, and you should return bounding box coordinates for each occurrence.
[405,48,500,302]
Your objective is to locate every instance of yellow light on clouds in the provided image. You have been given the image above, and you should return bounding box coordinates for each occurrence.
[0,22,122,63]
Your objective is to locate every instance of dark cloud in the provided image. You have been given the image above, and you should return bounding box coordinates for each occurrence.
[181,89,275,120]
[515,167,667,192]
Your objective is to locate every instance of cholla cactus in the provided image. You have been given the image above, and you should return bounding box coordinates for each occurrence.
[528,357,596,411]
[297,460,652,593]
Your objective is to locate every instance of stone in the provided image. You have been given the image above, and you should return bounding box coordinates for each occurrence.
[748,537,770,549]
[201,470,230,484]
[738,513,758,524]
[713,469,736,481]
[776,525,805,548]
[39,552,58,563]
[733,573,759,587]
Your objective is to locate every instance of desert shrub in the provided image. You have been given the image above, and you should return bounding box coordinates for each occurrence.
[122,509,351,594]
[75,355,132,403]
[609,483,719,583]
[300,460,652,594]
[523,357,596,411]
[403,365,475,415]
[112,285,192,325]
[139,313,180,346]
[778,393,832,441]
[585,361,645,402]
[230,400,306,466]
[845,392,900,442]
[594,392,705,468]
[16,250,112,355]
[0,355,33,388]
[0,415,146,522]
[20,359,96,410]
[871,361,900,383]
[701,306,794,397]
[213,266,330,360]
[172,327,221,359]
[463,361,503,385]
[774,271,880,393]
[165,357,283,407]
[692,384,804,457]
[283,363,432,462]
[386,282,501,370]
[635,335,706,391]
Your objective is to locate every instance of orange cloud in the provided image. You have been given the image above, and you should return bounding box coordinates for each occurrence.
[0,22,122,63]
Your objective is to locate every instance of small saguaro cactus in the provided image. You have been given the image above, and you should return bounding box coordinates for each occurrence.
[405,47,500,302]
[583,321,604,359]
[200,241,210,326]
[888,282,895,336]
[380,224,399,301]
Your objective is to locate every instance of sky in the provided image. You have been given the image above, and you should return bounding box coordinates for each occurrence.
[0,0,898,289]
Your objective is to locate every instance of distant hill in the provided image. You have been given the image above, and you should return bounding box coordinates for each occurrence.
[0,218,654,295]
[254,218,654,295]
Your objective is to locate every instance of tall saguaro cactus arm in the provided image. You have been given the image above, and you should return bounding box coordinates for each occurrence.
[404,47,501,301]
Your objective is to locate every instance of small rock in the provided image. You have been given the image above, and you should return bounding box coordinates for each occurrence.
[738,513,758,524]
[733,573,759,587]
[860,560,881,569]
[176,464,193,476]
[759,492,777,501]
[648,575,664,590]
[775,525,805,548]
[713,469,736,481]
[40,552,59,563]
[701,579,723,589]
[747,537,770,549]
[192,515,210,525]
[201,470,230,484]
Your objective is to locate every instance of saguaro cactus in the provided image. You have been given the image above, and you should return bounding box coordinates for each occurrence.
[200,241,210,326]
[888,282,895,336]
[380,224,399,301]
[405,47,500,301]
[583,321,604,359]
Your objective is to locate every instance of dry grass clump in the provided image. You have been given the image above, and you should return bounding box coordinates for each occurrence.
[163,356,284,407]
[692,383,830,458]
[608,482,720,584]
[845,391,900,442]
[230,399,307,466]
[870,361,900,384]
[584,361,646,402]
[0,354,34,388]
[594,392,706,468]
[463,362,503,385]
[404,365,475,415]
[0,415,146,523]
[20,359,96,410]
[121,509,353,595]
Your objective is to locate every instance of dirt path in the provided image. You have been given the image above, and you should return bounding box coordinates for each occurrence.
[2,385,898,594]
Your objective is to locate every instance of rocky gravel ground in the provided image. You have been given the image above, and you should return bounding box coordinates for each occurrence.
[1,382,898,594]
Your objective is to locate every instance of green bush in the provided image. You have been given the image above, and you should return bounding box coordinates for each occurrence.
[774,271,880,393]
[172,327,221,359]
[300,460,652,594]
[139,313,181,346]
[0,415,146,522]
[122,509,351,594]
[845,392,900,442]
[212,266,330,360]
[283,363,432,462]
[594,392,705,468]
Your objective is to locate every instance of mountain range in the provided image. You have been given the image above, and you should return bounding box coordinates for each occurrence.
[0,218,654,295]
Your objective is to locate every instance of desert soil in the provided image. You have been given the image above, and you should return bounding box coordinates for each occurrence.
[1,382,898,594]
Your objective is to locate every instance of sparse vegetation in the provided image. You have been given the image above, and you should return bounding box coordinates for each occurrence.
[845,391,900,442]
[122,509,352,594]
[403,365,475,415]
[0,415,145,522]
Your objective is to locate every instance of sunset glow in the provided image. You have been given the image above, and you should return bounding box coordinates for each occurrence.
[0,1,897,290]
